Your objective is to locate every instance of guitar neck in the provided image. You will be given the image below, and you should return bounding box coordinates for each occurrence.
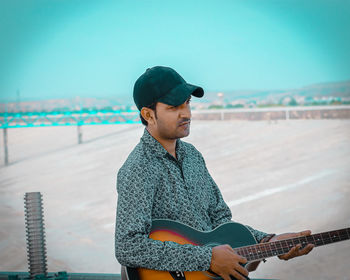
[235,227,350,262]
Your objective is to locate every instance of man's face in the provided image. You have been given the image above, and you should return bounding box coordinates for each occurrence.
[153,96,192,140]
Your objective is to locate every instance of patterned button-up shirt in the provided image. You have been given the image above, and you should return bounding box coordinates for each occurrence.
[115,128,268,272]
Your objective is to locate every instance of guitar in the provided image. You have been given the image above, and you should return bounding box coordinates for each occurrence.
[124,219,350,280]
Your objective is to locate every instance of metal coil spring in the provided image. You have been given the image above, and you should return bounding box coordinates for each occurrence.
[24,192,47,279]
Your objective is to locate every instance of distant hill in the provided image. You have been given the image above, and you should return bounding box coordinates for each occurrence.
[1,80,349,111]
[204,80,350,102]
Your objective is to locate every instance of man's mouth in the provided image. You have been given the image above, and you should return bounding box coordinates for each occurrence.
[179,120,191,127]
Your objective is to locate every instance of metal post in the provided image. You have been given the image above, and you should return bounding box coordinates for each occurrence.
[16,89,21,112]
[3,128,9,165]
[77,125,83,144]
[286,109,290,120]
[24,192,47,279]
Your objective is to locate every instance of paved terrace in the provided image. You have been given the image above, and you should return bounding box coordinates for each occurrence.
[0,119,349,279]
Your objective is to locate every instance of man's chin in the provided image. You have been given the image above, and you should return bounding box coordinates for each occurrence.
[177,127,190,138]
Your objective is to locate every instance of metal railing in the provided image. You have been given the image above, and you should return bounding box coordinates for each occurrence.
[0,110,140,165]
[0,110,140,129]
[1,106,349,165]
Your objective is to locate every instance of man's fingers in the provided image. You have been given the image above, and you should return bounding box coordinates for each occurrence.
[238,256,248,265]
[226,244,234,252]
[211,245,249,279]
[274,230,314,261]
[235,263,249,277]
[280,243,314,260]
[282,248,295,260]
[230,269,247,280]
[279,245,299,260]
[231,248,247,264]
[219,274,231,280]
[299,230,311,236]
[299,244,314,255]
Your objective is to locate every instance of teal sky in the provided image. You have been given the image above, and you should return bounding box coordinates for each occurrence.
[0,0,349,102]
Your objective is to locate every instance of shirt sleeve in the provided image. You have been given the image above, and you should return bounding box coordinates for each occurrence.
[201,155,269,243]
[114,164,212,272]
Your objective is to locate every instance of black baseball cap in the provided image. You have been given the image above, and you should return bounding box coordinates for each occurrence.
[133,66,204,111]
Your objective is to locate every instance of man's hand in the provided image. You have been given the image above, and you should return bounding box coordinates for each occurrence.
[270,230,314,260]
[210,244,248,280]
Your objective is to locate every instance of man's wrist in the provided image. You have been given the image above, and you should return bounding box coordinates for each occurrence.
[260,233,276,243]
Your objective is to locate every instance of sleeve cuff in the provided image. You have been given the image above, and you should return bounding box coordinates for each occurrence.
[199,245,213,271]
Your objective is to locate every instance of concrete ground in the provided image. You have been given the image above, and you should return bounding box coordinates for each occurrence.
[0,119,349,280]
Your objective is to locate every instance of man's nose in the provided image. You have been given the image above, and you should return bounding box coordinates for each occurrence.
[179,102,191,119]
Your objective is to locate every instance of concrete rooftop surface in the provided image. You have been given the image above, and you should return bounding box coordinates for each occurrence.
[0,119,349,280]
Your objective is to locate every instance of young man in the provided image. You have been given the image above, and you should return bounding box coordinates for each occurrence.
[115,66,313,280]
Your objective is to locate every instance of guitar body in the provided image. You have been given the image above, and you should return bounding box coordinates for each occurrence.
[125,219,258,280]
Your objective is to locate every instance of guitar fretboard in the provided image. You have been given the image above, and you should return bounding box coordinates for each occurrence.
[235,227,350,262]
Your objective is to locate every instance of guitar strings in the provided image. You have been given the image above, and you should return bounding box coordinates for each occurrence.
[235,230,349,261]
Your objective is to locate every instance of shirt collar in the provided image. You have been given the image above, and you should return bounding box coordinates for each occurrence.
[141,128,186,161]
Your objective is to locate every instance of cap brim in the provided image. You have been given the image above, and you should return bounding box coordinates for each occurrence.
[158,83,204,107]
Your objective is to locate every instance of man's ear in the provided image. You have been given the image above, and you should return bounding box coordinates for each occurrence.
[141,107,156,125]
